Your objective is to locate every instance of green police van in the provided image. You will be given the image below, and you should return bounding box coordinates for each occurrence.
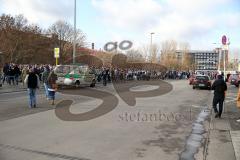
[54,64,96,88]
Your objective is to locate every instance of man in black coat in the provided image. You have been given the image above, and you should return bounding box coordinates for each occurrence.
[24,68,40,108]
[2,63,9,84]
[211,75,227,118]
[13,64,21,85]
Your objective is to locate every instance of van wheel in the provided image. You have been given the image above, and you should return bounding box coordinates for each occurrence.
[75,81,80,88]
[193,86,195,89]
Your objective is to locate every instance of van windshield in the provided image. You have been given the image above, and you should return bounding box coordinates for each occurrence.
[55,65,71,74]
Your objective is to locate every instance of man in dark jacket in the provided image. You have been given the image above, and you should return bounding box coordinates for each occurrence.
[8,66,15,85]
[2,63,9,84]
[24,68,40,108]
[13,64,21,85]
[102,68,107,86]
[211,75,227,118]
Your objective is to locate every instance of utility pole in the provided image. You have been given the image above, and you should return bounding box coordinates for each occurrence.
[150,32,154,63]
[73,0,77,64]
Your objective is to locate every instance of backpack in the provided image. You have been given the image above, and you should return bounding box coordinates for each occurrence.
[28,73,38,88]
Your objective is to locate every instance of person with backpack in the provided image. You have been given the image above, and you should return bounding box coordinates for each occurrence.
[24,68,40,108]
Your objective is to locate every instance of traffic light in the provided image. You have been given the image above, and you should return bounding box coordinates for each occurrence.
[91,43,94,50]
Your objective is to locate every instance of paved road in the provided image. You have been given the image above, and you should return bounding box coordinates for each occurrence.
[0,80,225,160]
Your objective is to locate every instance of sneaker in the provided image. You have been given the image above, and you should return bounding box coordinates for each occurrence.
[215,113,219,118]
[237,119,240,122]
[33,104,36,108]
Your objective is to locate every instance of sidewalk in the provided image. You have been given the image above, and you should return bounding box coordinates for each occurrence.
[205,94,240,160]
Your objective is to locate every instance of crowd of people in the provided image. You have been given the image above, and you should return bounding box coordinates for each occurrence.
[1,63,57,108]
[1,63,222,89]
[1,63,237,115]
[1,63,55,86]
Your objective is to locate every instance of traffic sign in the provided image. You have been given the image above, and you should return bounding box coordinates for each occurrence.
[54,48,60,58]
[222,35,227,45]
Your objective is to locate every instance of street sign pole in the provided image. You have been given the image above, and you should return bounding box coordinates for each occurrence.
[221,35,227,80]
[54,48,60,66]
[218,48,221,71]
[223,48,226,80]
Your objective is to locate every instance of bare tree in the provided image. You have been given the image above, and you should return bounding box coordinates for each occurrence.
[126,49,144,62]
[179,42,192,70]
[150,44,160,63]
[0,14,57,64]
[139,45,149,62]
[160,40,178,69]
[48,20,86,61]
[138,44,160,63]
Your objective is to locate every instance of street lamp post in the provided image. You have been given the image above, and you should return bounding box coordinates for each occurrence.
[73,0,77,64]
[150,32,154,63]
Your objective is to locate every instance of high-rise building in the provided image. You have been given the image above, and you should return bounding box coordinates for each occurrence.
[175,50,220,71]
[190,50,219,71]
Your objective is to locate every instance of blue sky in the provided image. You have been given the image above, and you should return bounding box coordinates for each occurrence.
[0,0,240,59]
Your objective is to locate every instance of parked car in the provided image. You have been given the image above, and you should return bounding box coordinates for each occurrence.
[229,74,240,87]
[192,75,211,90]
[54,64,96,88]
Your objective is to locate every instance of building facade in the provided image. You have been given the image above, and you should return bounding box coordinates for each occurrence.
[175,50,220,71]
[190,50,219,71]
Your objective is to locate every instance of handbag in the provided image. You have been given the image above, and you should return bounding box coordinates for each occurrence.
[51,83,58,91]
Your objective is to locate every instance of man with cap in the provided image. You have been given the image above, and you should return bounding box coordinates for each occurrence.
[211,75,227,118]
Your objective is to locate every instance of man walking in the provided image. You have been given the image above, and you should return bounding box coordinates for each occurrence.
[13,64,21,85]
[102,68,107,86]
[24,68,40,108]
[211,75,227,118]
[2,63,9,85]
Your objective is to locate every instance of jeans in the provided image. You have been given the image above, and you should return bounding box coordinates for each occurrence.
[15,75,19,85]
[43,83,49,98]
[28,88,36,108]
[8,76,15,85]
[2,74,8,84]
[213,96,224,116]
